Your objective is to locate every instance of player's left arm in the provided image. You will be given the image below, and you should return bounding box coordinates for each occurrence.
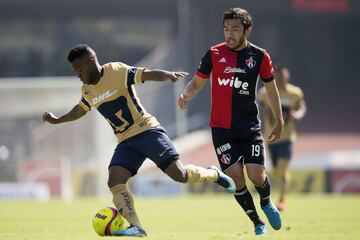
[264,80,284,142]
[257,88,271,122]
[260,50,284,142]
[141,69,189,82]
[259,105,270,122]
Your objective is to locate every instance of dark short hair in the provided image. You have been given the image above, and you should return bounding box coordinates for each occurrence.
[273,63,288,73]
[223,8,252,30]
[67,44,96,63]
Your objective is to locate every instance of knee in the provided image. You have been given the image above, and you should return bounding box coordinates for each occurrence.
[108,166,133,188]
[248,172,266,187]
[232,176,246,189]
[224,165,246,190]
[107,171,130,188]
[225,170,246,189]
[272,169,280,179]
[282,172,290,183]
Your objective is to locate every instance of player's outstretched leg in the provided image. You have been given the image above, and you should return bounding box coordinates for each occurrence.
[255,177,282,230]
[183,164,235,193]
[112,225,147,237]
[208,165,236,193]
[164,161,235,193]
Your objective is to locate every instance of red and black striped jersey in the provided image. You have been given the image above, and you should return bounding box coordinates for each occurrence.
[196,42,274,132]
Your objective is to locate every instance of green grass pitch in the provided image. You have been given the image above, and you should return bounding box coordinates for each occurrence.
[0,193,359,240]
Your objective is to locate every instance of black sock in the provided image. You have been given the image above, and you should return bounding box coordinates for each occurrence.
[255,177,271,208]
[234,186,264,227]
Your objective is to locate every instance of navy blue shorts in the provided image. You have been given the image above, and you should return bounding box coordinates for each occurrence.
[268,140,293,167]
[109,126,179,175]
[211,128,265,172]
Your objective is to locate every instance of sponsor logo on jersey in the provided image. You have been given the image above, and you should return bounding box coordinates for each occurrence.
[217,77,250,95]
[220,154,231,164]
[216,143,231,155]
[245,56,256,69]
[224,67,246,74]
[92,90,118,104]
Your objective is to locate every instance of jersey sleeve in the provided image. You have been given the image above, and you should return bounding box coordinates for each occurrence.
[195,50,212,79]
[78,86,92,111]
[78,96,91,111]
[297,88,304,100]
[259,51,275,82]
[125,65,145,88]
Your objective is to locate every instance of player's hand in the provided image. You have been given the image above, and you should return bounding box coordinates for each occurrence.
[178,94,190,110]
[43,112,59,124]
[290,110,303,122]
[170,71,189,82]
[268,120,284,142]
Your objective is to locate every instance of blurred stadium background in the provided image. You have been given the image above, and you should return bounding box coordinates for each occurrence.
[0,0,359,206]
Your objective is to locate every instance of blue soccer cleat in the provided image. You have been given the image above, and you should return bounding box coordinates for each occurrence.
[262,200,282,230]
[254,224,267,236]
[209,166,236,194]
[112,225,147,237]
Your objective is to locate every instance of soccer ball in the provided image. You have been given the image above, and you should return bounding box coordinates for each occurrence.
[92,207,126,236]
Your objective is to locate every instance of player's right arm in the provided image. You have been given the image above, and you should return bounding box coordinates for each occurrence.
[178,49,212,110]
[291,89,307,121]
[43,104,87,124]
[141,69,189,83]
[178,75,208,110]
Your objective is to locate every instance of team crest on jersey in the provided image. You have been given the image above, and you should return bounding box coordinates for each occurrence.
[220,154,231,164]
[245,57,256,69]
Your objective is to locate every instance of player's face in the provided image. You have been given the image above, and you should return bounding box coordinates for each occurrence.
[72,56,98,85]
[275,69,290,87]
[224,19,250,50]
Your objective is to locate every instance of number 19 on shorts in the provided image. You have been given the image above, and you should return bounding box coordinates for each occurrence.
[251,144,261,157]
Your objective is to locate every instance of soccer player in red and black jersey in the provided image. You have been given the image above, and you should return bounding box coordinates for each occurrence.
[178,8,284,236]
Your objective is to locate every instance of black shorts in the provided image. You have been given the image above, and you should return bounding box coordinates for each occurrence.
[268,140,293,167]
[109,126,179,175]
[211,128,265,171]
